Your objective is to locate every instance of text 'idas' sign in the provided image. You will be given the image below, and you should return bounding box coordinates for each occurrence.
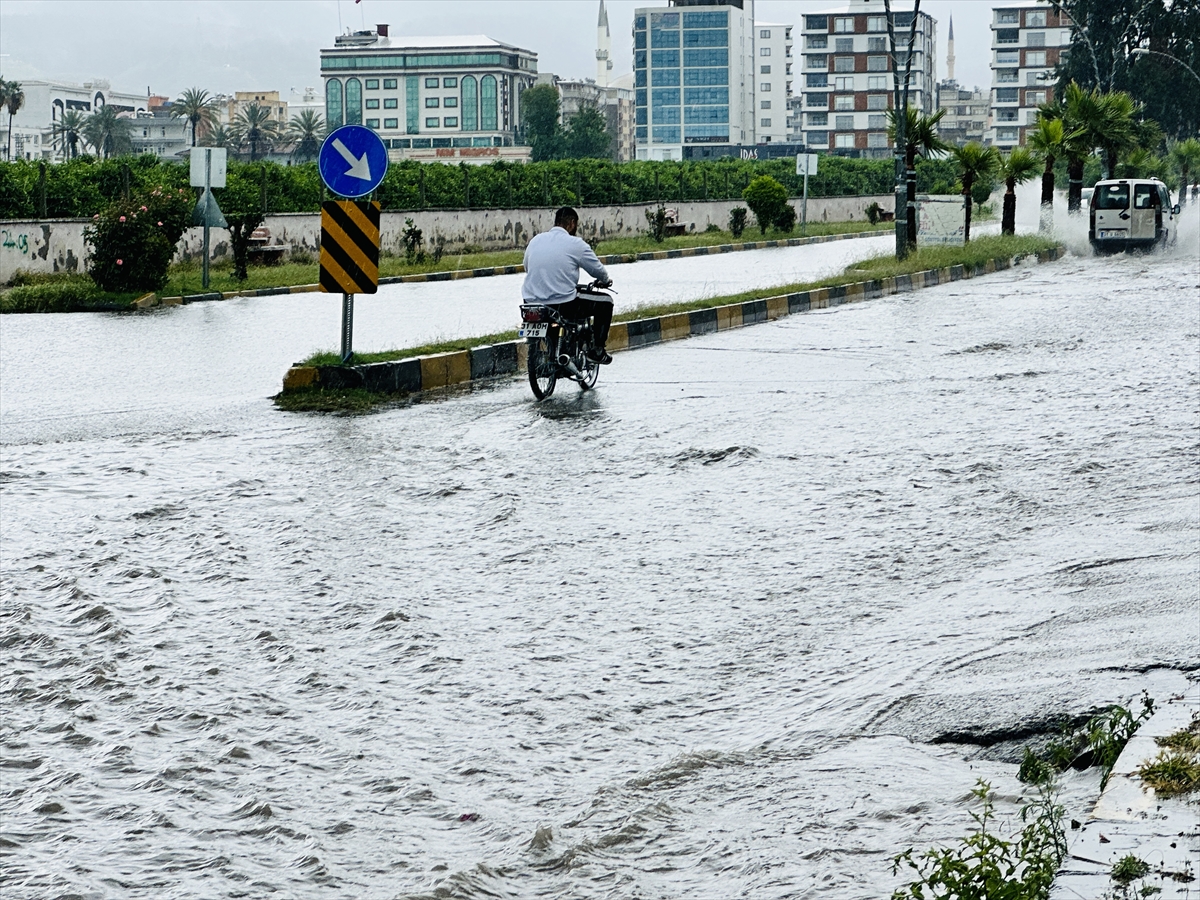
[320,201,380,295]
[318,125,389,198]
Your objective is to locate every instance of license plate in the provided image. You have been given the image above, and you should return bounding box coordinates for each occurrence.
[519,323,548,338]
[1098,230,1125,239]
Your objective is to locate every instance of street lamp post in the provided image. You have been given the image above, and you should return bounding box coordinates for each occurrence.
[1131,48,1200,89]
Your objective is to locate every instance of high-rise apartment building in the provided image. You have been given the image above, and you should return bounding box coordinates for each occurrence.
[633,0,758,161]
[754,22,793,144]
[0,79,148,162]
[988,3,1072,148]
[797,0,937,159]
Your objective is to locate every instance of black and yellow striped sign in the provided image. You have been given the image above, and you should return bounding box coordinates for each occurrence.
[320,200,380,294]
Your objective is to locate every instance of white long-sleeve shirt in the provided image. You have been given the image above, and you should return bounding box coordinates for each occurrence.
[521,226,610,305]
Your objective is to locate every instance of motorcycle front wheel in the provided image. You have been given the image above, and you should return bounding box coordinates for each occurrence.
[527,335,557,400]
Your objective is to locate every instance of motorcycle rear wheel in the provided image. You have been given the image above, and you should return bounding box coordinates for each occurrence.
[577,352,600,390]
[527,336,557,400]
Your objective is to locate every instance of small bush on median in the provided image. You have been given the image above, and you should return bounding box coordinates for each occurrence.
[85,185,191,292]
[742,175,789,236]
[0,280,129,313]
[728,207,747,238]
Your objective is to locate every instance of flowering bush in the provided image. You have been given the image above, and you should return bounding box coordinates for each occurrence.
[84,186,191,292]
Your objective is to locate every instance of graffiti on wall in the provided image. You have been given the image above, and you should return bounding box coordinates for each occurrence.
[1,230,31,255]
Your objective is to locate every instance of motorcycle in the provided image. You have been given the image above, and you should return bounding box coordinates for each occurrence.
[518,282,614,400]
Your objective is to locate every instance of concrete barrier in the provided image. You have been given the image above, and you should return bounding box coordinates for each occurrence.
[280,246,1067,401]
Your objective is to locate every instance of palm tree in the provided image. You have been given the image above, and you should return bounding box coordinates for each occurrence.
[1169,138,1200,207]
[51,109,87,159]
[287,109,325,162]
[952,142,1000,244]
[887,105,950,251]
[171,87,218,147]
[998,147,1041,235]
[82,106,133,159]
[1025,109,1079,232]
[201,123,234,149]
[1062,82,1100,214]
[3,79,25,161]
[1093,91,1140,180]
[1116,149,1169,182]
[231,102,279,161]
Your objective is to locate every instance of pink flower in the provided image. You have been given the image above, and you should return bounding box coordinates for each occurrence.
[157,221,163,226]
[116,259,123,266]
[93,214,100,219]
[119,216,126,223]
[140,206,148,212]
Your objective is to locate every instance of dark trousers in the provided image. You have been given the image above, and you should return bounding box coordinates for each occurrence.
[554,296,613,348]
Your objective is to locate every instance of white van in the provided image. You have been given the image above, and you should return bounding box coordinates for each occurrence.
[1089,178,1180,252]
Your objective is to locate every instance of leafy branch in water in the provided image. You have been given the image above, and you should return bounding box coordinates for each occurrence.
[892,780,1066,900]
[1021,693,1155,789]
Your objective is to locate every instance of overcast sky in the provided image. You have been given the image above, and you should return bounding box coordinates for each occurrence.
[0,0,998,104]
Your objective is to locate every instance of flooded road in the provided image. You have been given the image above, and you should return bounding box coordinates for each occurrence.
[1,229,1197,899]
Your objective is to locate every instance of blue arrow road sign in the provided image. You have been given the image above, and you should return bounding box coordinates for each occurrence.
[319,125,389,198]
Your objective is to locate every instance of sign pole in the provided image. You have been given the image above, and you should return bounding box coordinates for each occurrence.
[202,149,211,290]
[341,292,354,363]
[802,168,809,237]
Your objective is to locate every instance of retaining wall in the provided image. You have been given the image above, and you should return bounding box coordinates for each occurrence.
[1,194,893,282]
[280,246,1067,400]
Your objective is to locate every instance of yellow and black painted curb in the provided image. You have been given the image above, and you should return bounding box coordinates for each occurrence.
[280,246,1066,400]
[161,228,888,306]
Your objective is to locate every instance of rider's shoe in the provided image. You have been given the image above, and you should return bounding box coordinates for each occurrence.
[587,347,613,365]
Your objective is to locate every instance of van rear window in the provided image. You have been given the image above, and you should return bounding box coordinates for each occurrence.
[1134,185,1155,208]
[1095,184,1129,209]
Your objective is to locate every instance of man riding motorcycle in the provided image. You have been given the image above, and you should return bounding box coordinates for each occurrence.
[521,206,614,365]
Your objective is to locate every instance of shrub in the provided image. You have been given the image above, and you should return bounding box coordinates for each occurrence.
[84,185,191,292]
[743,175,789,235]
[0,280,112,313]
[728,207,747,238]
[645,204,668,243]
[402,218,426,264]
[774,202,797,234]
[866,201,883,225]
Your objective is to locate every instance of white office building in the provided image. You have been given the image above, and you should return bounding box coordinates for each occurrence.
[0,79,148,162]
[988,3,1073,149]
[755,22,793,144]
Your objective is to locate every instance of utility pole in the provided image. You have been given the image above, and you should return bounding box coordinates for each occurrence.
[885,0,921,261]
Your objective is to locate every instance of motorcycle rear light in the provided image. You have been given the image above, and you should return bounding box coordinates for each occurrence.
[521,309,544,322]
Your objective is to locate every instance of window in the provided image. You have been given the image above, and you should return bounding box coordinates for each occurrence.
[807,93,827,106]
[1026,50,1046,66]
[365,118,379,128]
[834,94,854,110]
[444,117,458,127]
[835,115,855,129]
[426,97,440,108]
[685,87,728,104]
[761,118,772,127]
[807,130,828,145]
[996,87,1018,102]
[868,37,886,52]
[442,96,456,108]
[685,48,727,67]
[683,28,728,47]
[835,37,854,53]
[867,93,887,110]
[808,112,828,125]
[1026,90,1047,106]
[383,97,398,109]
[805,15,827,30]
[384,117,398,129]
[365,79,379,90]
[635,14,646,28]
[867,132,888,148]
[835,76,854,90]
[761,100,772,109]
[760,29,771,39]
[835,133,855,148]
[835,56,854,72]
[636,107,648,125]
[651,27,680,48]
[443,77,457,88]
[481,75,497,130]
[868,114,886,129]
[653,69,681,86]
[806,55,826,68]
[652,125,680,143]
[997,50,1019,65]
[807,35,827,49]
[761,64,772,73]
[656,107,681,125]
[761,82,772,92]
[383,78,397,89]
[683,11,726,28]
[834,17,854,33]
[806,73,828,87]
[636,69,647,87]
[635,50,647,69]
[461,75,477,130]
[653,49,682,67]
[1026,10,1046,27]
[868,56,887,71]
[760,47,771,56]
[1028,32,1045,48]
[326,78,344,128]
[997,10,1019,24]
[635,30,647,49]
[345,77,362,124]
[997,127,1019,141]
[652,88,681,106]
[366,98,380,109]
[868,75,888,90]
[406,75,419,133]
[867,16,887,32]
[425,77,440,88]
[997,29,1019,44]
[997,68,1019,83]
[426,116,440,127]
[684,68,728,85]
[996,108,1018,122]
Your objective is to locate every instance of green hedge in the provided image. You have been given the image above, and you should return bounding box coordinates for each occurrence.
[1,154,964,219]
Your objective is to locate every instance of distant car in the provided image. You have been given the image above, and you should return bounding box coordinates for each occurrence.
[1081,187,1094,205]
[1089,178,1179,252]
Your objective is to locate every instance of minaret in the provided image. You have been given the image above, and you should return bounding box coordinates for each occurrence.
[946,14,956,83]
[596,0,613,87]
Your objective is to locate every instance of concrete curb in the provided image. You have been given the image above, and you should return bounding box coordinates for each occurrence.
[280,245,1067,400]
[160,228,888,306]
[1050,693,1199,899]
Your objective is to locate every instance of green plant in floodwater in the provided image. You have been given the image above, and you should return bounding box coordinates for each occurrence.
[891,780,1066,900]
[1040,694,1155,788]
[1155,717,1200,754]
[1112,855,1152,887]
[1018,747,1055,787]
[1136,749,1200,797]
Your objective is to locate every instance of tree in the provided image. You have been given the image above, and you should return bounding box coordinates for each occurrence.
[287,110,326,162]
[952,142,1000,243]
[563,105,611,159]
[231,102,279,162]
[202,124,234,149]
[1026,113,1067,230]
[998,147,1041,235]
[887,105,950,251]
[214,169,266,281]
[1169,138,1200,206]
[884,0,924,260]
[1116,148,1170,182]
[742,175,789,236]
[52,109,87,159]
[82,106,133,159]
[171,87,218,147]
[3,79,24,161]
[521,84,563,162]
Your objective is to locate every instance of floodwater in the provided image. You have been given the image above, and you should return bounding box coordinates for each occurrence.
[1,216,1197,899]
